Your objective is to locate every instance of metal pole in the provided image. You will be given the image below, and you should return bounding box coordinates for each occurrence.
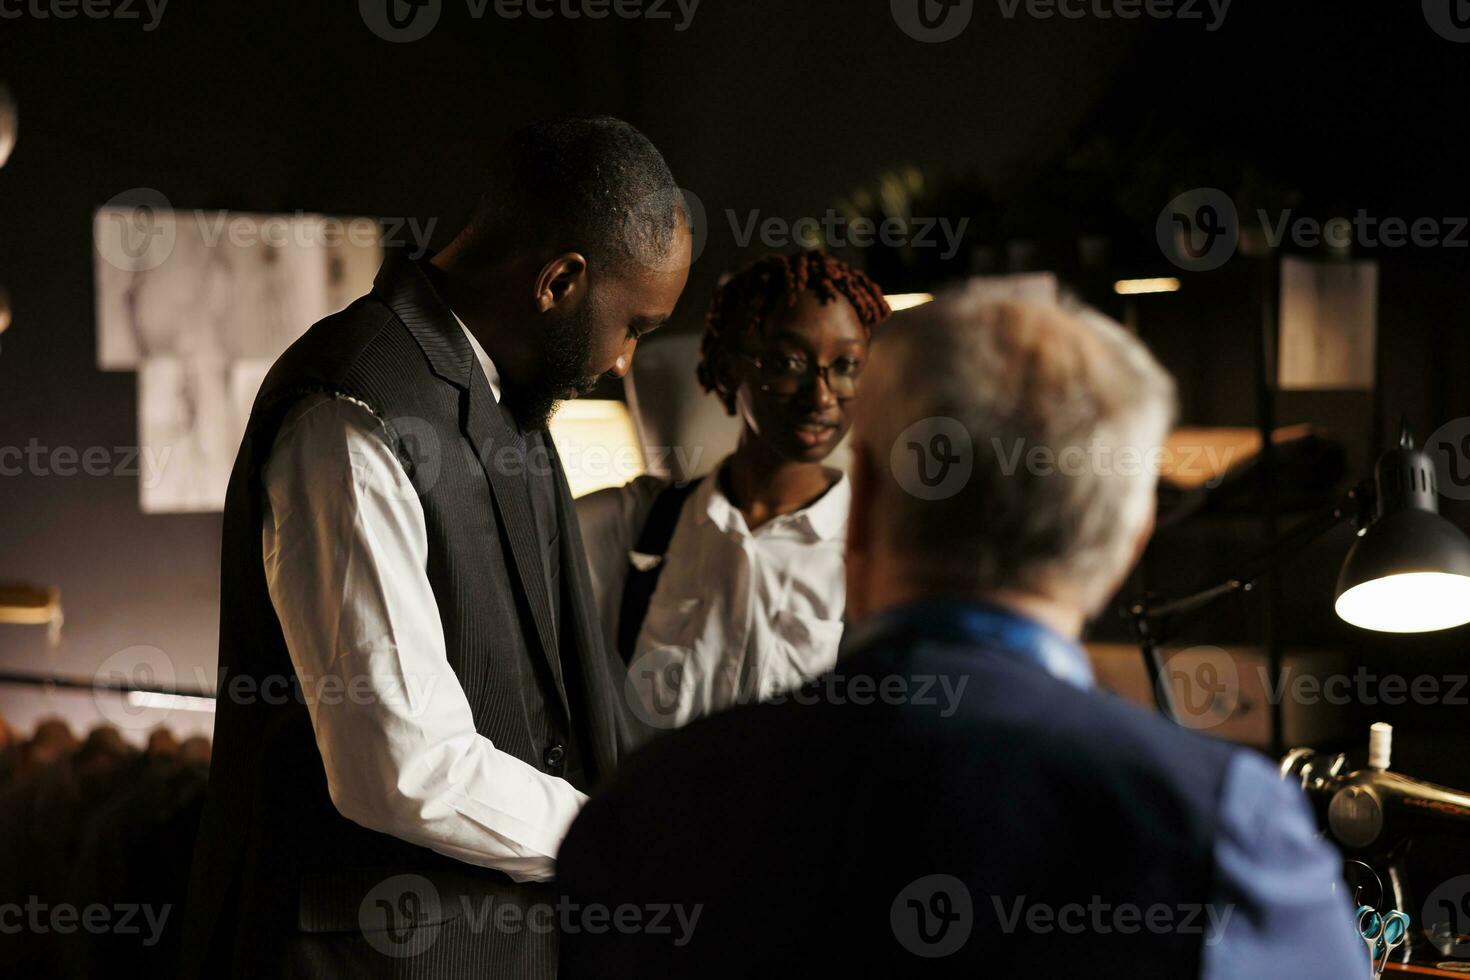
[1254,256,1285,756]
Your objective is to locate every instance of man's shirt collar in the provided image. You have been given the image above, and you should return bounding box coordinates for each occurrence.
[844,598,1095,690]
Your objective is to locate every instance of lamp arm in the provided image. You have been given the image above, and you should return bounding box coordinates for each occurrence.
[1124,479,1374,721]
[1129,479,1373,641]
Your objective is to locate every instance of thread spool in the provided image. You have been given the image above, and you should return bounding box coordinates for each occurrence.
[1369,722,1393,771]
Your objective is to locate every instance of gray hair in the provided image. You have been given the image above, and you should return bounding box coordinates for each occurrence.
[853,288,1177,614]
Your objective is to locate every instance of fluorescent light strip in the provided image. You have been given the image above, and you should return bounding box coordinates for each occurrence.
[1114,278,1181,295]
[126,690,217,713]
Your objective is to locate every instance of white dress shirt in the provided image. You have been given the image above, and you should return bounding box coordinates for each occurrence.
[260,318,585,883]
[630,469,849,728]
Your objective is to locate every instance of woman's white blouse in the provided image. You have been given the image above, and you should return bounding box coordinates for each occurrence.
[625,470,849,730]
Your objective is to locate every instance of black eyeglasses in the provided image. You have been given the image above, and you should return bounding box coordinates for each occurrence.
[738,351,865,398]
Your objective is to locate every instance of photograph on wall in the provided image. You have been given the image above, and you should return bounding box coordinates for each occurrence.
[93,207,381,512]
[1277,255,1379,391]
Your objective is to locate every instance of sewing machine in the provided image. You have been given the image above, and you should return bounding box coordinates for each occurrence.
[1284,724,1470,968]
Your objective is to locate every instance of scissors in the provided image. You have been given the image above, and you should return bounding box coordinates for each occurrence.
[1357,904,1410,977]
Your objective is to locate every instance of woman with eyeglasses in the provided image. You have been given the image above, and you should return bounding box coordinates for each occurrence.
[578,251,891,737]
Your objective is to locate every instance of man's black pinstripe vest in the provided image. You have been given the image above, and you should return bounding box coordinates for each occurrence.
[180,253,629,980]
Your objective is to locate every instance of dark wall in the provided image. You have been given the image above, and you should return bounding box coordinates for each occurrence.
[0,7,602,697]
[0,1,1143,697]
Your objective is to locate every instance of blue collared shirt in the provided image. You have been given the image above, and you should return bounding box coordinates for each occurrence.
[847,600,1368,980]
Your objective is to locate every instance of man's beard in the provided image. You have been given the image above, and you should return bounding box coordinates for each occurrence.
[499,303,603,431]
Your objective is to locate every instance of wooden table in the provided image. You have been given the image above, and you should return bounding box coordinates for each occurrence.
[1387,962,1470,977]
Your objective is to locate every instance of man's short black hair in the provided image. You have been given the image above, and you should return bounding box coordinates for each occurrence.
[467,114,685,274]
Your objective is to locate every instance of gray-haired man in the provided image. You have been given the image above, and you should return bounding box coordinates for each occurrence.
[557,290,1366,979]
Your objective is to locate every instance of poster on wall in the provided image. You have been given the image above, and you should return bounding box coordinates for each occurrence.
[964,271,1059,304]
[93,207,381,513]
[1277,255,1378,391]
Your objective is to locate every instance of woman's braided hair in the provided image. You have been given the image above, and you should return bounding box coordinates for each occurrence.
[697,250,891,414]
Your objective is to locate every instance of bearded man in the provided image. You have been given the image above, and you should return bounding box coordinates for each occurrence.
[181,115,693,980]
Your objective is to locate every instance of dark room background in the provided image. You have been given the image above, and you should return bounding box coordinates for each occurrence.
[3,2,1469,777]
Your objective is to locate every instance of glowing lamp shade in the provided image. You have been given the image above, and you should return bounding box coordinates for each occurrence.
[1333,432,1470,633]
[885,293,934,312]
[1334,511,1470,632]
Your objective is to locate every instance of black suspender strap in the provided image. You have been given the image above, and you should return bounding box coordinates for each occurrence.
[616,480,700,665]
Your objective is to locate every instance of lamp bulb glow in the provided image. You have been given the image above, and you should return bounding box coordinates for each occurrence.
[1334,572,1470,633]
